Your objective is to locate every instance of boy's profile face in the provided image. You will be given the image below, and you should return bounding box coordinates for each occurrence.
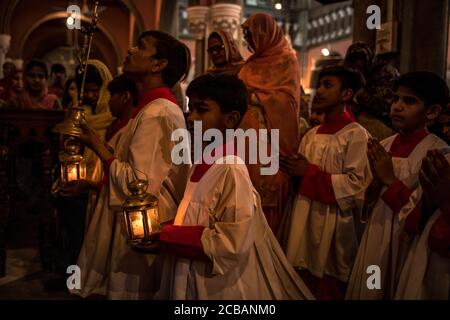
[313,75,349,111]
[187,95,227,135]
[390,86,428,133]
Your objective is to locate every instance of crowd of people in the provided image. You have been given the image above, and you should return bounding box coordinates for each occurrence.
[1,12,449,300]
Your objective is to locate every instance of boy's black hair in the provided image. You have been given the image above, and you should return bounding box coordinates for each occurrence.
[51,63,66,75]
[138,30,190,88]
[107,74,138,107]
[75,64,103,88]
[25,59,48,79]
[318,66,365,99]
[186,73,248,120]
[393,71,449,108]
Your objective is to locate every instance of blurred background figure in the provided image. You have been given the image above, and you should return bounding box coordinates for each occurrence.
[344,42,399,140]
[61,77,78,109]
[10,59,61,109]
[0,69,22,108]
[0,61,17,94]
[48,63,67,100]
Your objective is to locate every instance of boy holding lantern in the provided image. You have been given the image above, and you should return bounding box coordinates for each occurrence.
[135,73,314,300]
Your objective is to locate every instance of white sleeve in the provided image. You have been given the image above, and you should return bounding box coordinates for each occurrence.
[201,165,256,276]
[331,128,372,212]
[108,109,177,217]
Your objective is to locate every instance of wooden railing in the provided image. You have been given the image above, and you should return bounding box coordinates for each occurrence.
[0,109,65,276]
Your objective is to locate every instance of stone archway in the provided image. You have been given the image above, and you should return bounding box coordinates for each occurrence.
[18,12,121,74]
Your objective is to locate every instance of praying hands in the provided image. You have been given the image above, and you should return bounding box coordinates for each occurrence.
[367,138,397,186]
[419,149,450,214]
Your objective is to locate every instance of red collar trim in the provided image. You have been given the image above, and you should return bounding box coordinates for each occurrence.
[131,86,177,119]
[317,110,355,134]
[390,128,429,158]
[190,142,237,182]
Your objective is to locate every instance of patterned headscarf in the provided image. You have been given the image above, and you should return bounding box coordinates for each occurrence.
[207,30,244,75]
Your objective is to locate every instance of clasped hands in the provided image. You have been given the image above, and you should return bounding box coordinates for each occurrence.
[279,153,310,177]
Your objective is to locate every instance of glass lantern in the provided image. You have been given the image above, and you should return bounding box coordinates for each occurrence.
[59,138,86,182]
[122,179,160,245]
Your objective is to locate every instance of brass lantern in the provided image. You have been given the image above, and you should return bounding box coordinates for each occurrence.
[122,179,160,245]
[53,106,86,137]
[59,138,86,182]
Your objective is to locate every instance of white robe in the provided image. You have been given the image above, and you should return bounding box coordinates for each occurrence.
[157,155,314,300]
[285,123,372,283]
[71,98,190,299]
[394,152,450,300]
[395,209,450,300]
[346,133,448,299]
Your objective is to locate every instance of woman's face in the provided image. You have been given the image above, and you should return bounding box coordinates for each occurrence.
[84,82,101,108]
[68,81,78,101]
[11,71,23,93]
[207,36,226,67]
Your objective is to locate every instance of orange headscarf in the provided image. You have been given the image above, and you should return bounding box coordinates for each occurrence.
[238,13,300,155]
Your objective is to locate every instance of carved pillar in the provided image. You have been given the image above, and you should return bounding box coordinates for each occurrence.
[0,34,11,79]
[187,6,210,76]
[210,3,242,39]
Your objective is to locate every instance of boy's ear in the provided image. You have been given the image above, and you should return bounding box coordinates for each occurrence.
[151,58,168,73]
[425,104,442,121]
[121,91,131,104]
[224,111,241,129]
[341,88,354,102]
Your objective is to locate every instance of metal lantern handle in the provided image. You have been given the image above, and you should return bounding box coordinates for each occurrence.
[125,167,150,194]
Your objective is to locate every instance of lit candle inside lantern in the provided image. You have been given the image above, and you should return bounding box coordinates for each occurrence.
[130,211,145,238]
[67,164,79,181]
[146,208,159,233]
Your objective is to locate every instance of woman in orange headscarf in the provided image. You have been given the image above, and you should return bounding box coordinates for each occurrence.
[206,30,244,76]
[238,13,301,234]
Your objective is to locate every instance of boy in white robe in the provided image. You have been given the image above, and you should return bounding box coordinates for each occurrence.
[395,149,450,299]
[73,31,191,299]
[347,71,449,300]
[281,66,371,299]
[134,73,314,300]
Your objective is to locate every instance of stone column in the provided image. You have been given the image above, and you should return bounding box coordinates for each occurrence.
[187,6,209,76]
[398,0,448,76]
[0,34,11,78]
